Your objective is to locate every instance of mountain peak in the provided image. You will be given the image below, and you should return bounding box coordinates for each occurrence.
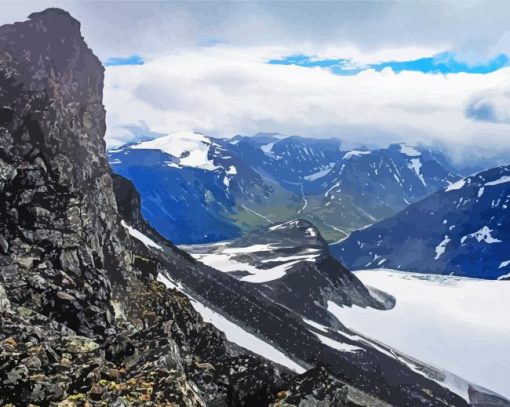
[28,7,79,25]
[269,219,320,236]
[130,131,220,171]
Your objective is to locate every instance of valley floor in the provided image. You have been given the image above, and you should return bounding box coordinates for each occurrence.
[329,270,510,399]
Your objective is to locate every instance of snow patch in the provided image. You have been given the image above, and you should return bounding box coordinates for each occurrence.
[305,227,317,237]
[131,131,220,171]
[343,150,371,160]
[240,260,302,283]
[408,158,426,186]
[269,220,301,231]
[485,175,510,187]
[445,179,466,192]
[303,164,334,181]
[434,235,450,260]
[226,165,237,175]
[313,332,364,353]
[192,252,302,283]
[461,226,501,244]
[157,273,184,291]
[260,142,276,155]
[121,220,162,250]
[302,318,329,333]
[399,144,422,157]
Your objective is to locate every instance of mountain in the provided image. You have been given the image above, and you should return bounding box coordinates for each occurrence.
[109,132,300,244]
[304,143,460,217]
[182,219,394,328]
[118,179,509,405]
[0,9,322,405]
[229,137,460,241]
[3,8,506,406]
[110,133,459,244]
[332,165,510,279]
[229,133,343,189]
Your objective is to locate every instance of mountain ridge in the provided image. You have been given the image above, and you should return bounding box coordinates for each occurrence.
[332,165,510,279]
[109,132,460,244]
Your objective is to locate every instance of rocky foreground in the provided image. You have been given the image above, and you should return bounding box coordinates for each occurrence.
[0,9,299,405]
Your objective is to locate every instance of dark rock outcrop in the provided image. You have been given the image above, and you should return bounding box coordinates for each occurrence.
[0,9,135,345]
[0,9,292,406]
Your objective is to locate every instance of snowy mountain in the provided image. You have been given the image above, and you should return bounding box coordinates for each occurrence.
[304,143,460,218]
[332,165,510,279]
[182,219,394,328]
[230,134,343,189]
[110,134,459,244]
[109,131,298,243]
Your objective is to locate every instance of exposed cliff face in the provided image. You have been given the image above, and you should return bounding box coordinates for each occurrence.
[0,7,130,341]
[0,9,293,406]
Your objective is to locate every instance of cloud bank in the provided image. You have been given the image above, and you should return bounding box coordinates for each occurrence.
[104,45,510,160]
[2,1,510,160]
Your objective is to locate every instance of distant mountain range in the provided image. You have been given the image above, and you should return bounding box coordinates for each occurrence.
[332,165,510,280]
[109,132,460,244]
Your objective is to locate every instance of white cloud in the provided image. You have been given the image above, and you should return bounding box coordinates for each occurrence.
[2,1,510,160]
[104,45,510,160]
[3,1,510,63]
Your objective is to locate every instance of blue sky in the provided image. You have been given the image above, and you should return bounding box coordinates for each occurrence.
[105,54,144,67]
[268,52,509,75]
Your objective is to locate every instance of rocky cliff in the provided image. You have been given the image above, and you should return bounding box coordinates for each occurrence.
[0,9,295,406]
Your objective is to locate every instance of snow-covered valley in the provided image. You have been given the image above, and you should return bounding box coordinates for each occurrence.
[330,269,510,399]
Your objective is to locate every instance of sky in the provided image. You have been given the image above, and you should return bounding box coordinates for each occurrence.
[2,1,510,162]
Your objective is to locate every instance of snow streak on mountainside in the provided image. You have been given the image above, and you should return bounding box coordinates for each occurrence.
[333,165,510,279]
[109,132,459,244]
[330,270,510,399]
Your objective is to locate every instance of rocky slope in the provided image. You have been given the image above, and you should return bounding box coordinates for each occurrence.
[183,219,394,328]
[332,165,510,279]
[0,9,297,406]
